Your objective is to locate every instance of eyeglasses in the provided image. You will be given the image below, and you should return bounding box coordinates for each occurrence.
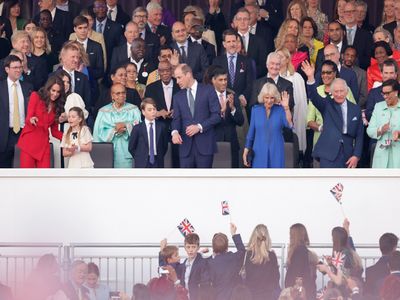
[9,66,23,70]
[381,90,394,96]
[321,70,334,75]
[134,14,147,19]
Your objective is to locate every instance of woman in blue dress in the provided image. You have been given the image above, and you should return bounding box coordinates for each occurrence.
[243,83,293,168]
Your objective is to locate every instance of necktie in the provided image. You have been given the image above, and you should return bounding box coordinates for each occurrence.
[188,88,195,117]
[12,82,20,134]
[347,28,353,45]
[69,72,75,93]
[180,46,187,63]
[107,9,113,20]
[149,122,155,164]
[241,34,247,51]
[97,22,103,33]
[78,287,83,300]
[151,25,157,33]
[219,93,225,118]
[229,55,235,87]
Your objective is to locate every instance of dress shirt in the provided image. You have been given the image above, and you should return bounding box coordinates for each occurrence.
[345,25,357,45]
[162,80,173,111]
[249,23,257,35]
[130,58,144,74]
[216,90,236,115]
[145,119,157,155]
[139,29,146,40]
[184,257,196,289]
[63,67,75,92]
[239,31,250,52]
[190,36,202,45]
[96,19,107,34]
[267,74,279,84]
[77,38,88,51]
[177,41,189,56]
[340,100,348,134]
[56,1,69,11]
[107,5,117,21]
[50,7,56,21]
[7,78,25,128]
[126,42,132,58]
[332,40,343,54]
[0,3,4,14]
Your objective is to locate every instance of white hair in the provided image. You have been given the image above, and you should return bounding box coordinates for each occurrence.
[146,2,162,13]
[258,83,281,104]
[266,52,281,65]
[330,78,349,93]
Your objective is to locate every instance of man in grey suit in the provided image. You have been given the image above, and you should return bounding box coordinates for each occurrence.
[342,45,367,108]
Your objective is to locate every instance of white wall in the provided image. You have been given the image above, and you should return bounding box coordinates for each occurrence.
[1,169,399,247]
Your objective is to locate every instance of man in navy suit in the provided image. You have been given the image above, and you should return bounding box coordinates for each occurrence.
[171,64,221,168]
[0,55,32,168]
[188,17,216,66]
[171,22,209,82]
[56,0,81,20]
[316,44,359,102]
[303,61,364,168]
[129,98,168,168]
[211,67,244,168]
[146,2,172,46]
[106,0,130,29]
[365,233,398,299]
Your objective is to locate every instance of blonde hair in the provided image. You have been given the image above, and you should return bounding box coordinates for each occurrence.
[258,83,281,104]
[30,27,51,54]
[60,41,90,67]
[11,30,31,46]
[275,19,305,50]
[275,47,295,75]
[247,224,272,264]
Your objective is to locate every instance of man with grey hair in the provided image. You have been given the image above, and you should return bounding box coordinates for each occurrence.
[355,0,374,34]
[63,260,90,300]
[133,6,160,62]
[146,1,172,46]
[250,52,294,111]
[302,61,364,168]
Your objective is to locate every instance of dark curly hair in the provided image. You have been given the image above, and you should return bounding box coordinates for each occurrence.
[38,75,66,120]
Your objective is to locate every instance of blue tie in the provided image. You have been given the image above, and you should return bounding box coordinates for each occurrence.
[149,122,155,164]
[229,55,235,87]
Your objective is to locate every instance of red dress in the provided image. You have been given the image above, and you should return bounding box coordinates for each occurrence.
[17,91,63,167]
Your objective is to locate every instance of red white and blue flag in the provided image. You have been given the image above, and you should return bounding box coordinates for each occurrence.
[330,183,344,203]
[221,201,230,216]
[332,250,346,269]
[177,218,195,237]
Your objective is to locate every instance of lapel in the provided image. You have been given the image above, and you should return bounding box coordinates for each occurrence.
[331,100,344,132]
[104,19,112,35]
[188,253,200,281]
[141,122,150,150]
[21,82,31,113]
[155,121,162,145]
[193,83,203,117]
[1,81,9,121]
[234,55,244,84]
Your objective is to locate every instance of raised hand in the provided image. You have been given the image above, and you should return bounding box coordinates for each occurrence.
[280,91,290,109]
[301,61,315,81]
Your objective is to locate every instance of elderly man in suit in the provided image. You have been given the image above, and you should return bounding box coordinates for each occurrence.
[302,60,364,168]
[365,233,398,299]
[146,1,172,46]
[110,21,138,72]
[0,55,33,168]
[63,260,90,300]
[171,64,221,168]
[171,22,208,82]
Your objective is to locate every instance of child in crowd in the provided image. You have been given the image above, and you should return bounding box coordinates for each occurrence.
[129,98,168,168]
[160,239,181,269]
[61,107,94,168]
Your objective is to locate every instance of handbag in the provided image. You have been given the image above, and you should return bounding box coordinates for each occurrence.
[238,251,248,280]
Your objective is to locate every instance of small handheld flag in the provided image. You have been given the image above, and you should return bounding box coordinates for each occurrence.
[330,183,344,204]
[221,201,230,216]
[177,218,195,237]
[332,251,346,269]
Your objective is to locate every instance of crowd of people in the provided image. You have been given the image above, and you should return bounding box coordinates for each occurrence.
[0,220,399,300]
[0,0,399,168]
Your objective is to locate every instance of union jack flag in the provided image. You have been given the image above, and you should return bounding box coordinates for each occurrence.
[177,218,195,237]
[330,183,344,203]
[332,251,346,269]
[221,201,230,216]
[316,287,327,300]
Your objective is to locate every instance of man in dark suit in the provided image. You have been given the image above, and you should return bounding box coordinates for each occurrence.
[343,1,373,70]
[213,29,254,103]
[315,21,348,72]
[0,55,32,168]
[128,38,157,85]
[0,15,12,41]
[188,17,216,66]
[146,1,172,46]
[171,22,208,83]
[0,31,48,91]
[133,6,160,63]
[246,3,274,56]
[233,7,268,78]
[110,21,138,73]
[303,61,364,168]
[36,0,73,42]
[38,9,64,56]
[56,0,81,20]
[92,0,123,75]
[365,233,398,299]
[129,98,169,168]
[171,64,221,168]
[211,67,244,168]
[63,260,90,300]
[316,44,359,102]
[106,0,130,29]
[145,60,180,167]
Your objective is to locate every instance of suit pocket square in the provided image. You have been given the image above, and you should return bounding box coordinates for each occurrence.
[89,52,94,55]
[352,117,358,121]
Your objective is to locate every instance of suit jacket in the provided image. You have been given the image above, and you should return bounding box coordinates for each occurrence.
[146,23,172,46]
[176,253,210,300]
[365,255,390,298]
[188,38,216,66]
[0,79,32,152]
[351,26,373,70]
[246,33,268,78]
[351,65,367,108]
[67,0,82,20]
[63,281,90,300]
[85,39,104,80]
[254,21,274,56]
[213,54,254,101]
[93,19,123,72]
[171,42,209,82]
[250,75,294,111]
[110,43,128,72]
[128,120,169,168]
[365,86,384,121]
[113,4,130,29]
[144,79,180,131]
[0,55,48,91]
[307,82,364,162]
[315,41,348,72]
[143,27,161,63]
[35,8,73,42]
[171,83,221,157]
[205,11,228,54]
[0,16,12,41]
[316,67,359,103]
